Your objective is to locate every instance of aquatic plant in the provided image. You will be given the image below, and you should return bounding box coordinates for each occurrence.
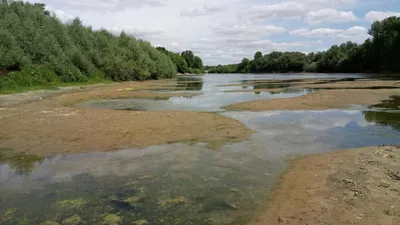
[53,198,87,211]
[159,196,186,209]
[102,214,121,225]
[134,219,148,225]
[0,208,16,222]
[138,174,153,180]
[41,221,60,225]
[62,215,83,225]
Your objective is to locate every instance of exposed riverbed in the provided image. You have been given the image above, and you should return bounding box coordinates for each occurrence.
[1,73,399,225]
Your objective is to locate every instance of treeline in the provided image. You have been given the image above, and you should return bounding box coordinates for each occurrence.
[156,47,204,74]
[208,16,400,74]
[0,1,203,93]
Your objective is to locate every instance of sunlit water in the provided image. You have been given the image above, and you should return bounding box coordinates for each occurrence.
[1,74,400,225]
[76,73,368,112]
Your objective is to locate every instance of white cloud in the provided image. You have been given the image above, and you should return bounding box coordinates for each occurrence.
[212,23,286,36]
[30,0,394,65]
[45,5,74,22]
[290,26,369,43]
[180,5,223,17]
[42,0,165,11]
[365,11,400,22]
[305,8,358,24]
[109,27,165,40]
[297,0,359,3]
[253,2,307,20]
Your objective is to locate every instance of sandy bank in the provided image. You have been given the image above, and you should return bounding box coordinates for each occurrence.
[252,145,400,225]
[0,81,252,156]
[224,89,400,111]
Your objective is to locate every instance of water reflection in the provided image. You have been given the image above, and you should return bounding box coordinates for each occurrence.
[369,95,400,110]
[79,74,385,112]
[0,150,44,176]
[2,73,400,225]
[0,144,280,225]
[1,108,400,224]
[363,111,400,131]
[223,109,400,153]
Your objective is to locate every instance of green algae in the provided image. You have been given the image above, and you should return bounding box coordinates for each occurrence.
[134,219,148,225]
[159,196,186,209]
[138,174,153,180]
[62,215,83,225]
[53,198,87,211]
[42,221,61,225]
[102,214,121,225]
[4,208,16,217]
[0,208,17,222]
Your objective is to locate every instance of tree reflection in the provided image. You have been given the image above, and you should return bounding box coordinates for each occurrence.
[370,96,400,110]
[0,150,44,176]
[363,111,400,131]
[177,77,204,91]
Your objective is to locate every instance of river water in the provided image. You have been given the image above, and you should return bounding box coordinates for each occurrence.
[1,73,400,225]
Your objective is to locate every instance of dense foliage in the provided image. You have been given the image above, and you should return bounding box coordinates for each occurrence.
[208,17,400,74]
[156,47,204,74]
[0,1,203,93]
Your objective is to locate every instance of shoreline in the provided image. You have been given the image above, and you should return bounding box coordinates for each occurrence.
[0,80,253,156]
[224,89,400,111]
[251,145,400,225]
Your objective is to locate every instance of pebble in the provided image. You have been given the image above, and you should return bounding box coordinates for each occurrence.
[378,180,390,188]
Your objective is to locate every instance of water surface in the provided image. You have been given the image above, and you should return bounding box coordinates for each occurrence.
[1,73,400,225]
[78,73,370,112]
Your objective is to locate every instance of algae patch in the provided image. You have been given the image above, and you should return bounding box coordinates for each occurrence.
[53,198,87,211]
[159,196,186,209]
[62,215,83,225]
[123,188,146,206]
[102,214,121,225]
[42,221,60,225]
[134,219,148,225]
[138,174,153,180]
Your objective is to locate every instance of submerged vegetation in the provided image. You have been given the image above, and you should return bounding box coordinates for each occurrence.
[208,16,400,74]
[0,1,203,93]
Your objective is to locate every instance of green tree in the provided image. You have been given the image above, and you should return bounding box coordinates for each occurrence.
[0,1,200,92]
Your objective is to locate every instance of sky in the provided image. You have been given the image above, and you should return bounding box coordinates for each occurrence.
[30,0,400,65]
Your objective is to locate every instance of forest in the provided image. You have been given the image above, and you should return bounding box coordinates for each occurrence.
[0,1,204,93]
[208,16,400,74]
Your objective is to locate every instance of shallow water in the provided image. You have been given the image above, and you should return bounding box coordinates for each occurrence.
[1,73,400,225]
[78,73,368,112]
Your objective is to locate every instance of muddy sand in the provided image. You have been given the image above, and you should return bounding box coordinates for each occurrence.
[225,89,400,111]
[253,145,400,225]
[0,81,253,156]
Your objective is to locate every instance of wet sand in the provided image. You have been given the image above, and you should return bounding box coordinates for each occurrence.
[252,145,400,225]
[0,81,252,156]
[224,89,400,111]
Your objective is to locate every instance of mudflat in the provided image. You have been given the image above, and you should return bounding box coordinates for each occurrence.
[0,81,253,156]
[225,89,400,111]
[224,79,400,111]
[252,145,400,225]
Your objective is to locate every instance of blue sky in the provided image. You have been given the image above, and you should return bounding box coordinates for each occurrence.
[30,0,400,65]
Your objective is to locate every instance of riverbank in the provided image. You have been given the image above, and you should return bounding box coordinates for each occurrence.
[225,89,400,111]
[224,78,400,111]
[0,80,253,156]
[252,145,400,225]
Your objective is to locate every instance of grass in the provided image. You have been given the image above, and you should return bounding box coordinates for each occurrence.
[0,65,113,95]
[0,77,112,95]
